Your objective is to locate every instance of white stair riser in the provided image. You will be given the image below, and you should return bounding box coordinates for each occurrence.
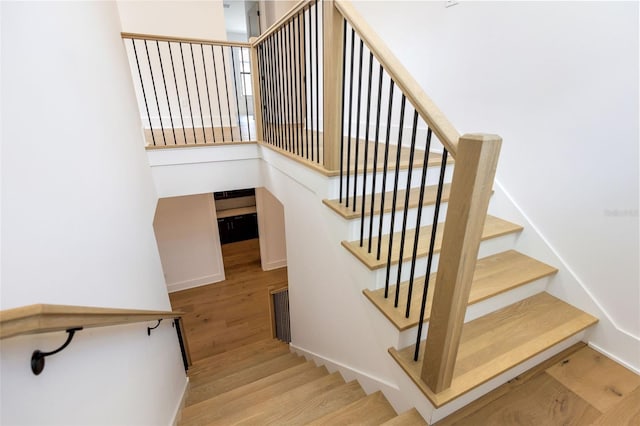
[327,166,454,199]
[346,203,449,240]
[396,276,550,348]
[371,233,521,289]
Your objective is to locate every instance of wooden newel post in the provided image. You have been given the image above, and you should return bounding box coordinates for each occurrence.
[249,37,264,142]
[322,0,344,171]
[421,133,502,393]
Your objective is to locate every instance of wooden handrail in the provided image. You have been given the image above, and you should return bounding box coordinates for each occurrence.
[121,32,250,48]
[333,0,460,157]
[0,303,184,339]
[251,0,313,46]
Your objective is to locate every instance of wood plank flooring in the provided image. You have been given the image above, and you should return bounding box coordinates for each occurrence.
[437,344,640,425]
[169,238,287,363]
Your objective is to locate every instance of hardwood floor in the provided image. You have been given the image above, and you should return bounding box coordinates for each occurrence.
[437,343,640,425]
[169,238,288,363]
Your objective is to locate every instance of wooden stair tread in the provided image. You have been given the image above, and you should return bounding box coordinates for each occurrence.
[324,183,452,220]
[363,250,558,331]
[188,338,284,373]
[342,215,523,270]
[205,372,345,425]
[188,342,290,381]
[381,408,428,425]
[187,353,304,405]
[308,391,397,425]
[238,380,366,425]
[388,292,598,407]
[181,363,328,425]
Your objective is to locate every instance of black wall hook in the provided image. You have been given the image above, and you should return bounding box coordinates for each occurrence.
[147,319,162,336]
[31,327,83,375]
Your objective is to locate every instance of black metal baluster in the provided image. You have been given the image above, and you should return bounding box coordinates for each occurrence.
[200,44,216,143]
[301,8,309,159]
[156,41,177,144]
[257,44,269,143]
[345,28,355,209]
[359,51,374,247]
[278,30,288,151]
[211,45,225,142]
[230,46,243,141]
[189,43,206,143]
[266,36,278,147]
[131,39,156,146]
[270,34,281,148]
[144,40,166,145]
[377,80,394,269]
[384,94,407,298]
[168,42,187,144]
[414,148,449,361]
[367,64,384,251]
[179,42,197,144]
[243,47,251,140]
[314,0,319,163]
[308,4,315,161]
[406,129,433,318]
[394,110,419,308]
[352,39,364,215]
[284,24,294,153]
[221,45,234,141]
[290,20,300,155]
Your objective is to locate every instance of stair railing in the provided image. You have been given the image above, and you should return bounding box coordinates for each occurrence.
[327,0,502,394]
[121,33,256,146]
[0,304,191,374]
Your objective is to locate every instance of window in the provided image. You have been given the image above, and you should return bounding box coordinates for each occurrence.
[239,48,252,96]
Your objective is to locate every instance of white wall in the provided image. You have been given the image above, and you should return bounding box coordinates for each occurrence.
[256,187,287,270]
[154,194,225,292]
[352,0,639,347]
[1,1,186,424]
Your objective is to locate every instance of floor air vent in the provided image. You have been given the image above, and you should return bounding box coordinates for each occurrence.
[271,288,291,343]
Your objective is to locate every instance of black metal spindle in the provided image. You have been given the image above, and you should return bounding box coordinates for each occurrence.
[284,24,294,153]
[278,30,289,151]
[257,44,269,143]
[352,39,364,215]
[377,80,395,268]
[179,42,197,144]
[200,44,216,143]
[394,110,419,308]
[359,51,374,247]
[144,40,166,145]
[367,64,384,251]
[270,34,281,148]
[338,19,348,203]
[221,45,234,141]
[384,94,407,298]
[230,46,243,140]
[189,43,206,143]
[414,148,449,361]
[168,42,187,144]
[308,5,315,161]
[211,45,225,142]
[345,29,356,208]
[406,129,433,318]
[131,39,156,146]
[243,47,251,141]
[290,20,300,155]
[156,41,177,144]
[314,0,319,163]
[301,8,309,159]
[267,36,278,147]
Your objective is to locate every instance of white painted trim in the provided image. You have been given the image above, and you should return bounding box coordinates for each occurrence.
[167,272,224,293]
[261,258,287,271]
[170,376,189,426]
[588,342,640,375]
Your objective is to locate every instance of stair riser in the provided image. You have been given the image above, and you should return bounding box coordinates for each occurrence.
[346,203,449,241]
[372,233,521,289]
[396,277,550,348]
[328,166,454,200]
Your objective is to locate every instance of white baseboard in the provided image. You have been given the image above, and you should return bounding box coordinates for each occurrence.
[170,376,189,426]
[167,272,225,293]
[262,258,287,271]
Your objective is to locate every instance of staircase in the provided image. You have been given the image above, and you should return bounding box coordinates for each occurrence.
[179,339,428,425]
[323,148,599,419]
